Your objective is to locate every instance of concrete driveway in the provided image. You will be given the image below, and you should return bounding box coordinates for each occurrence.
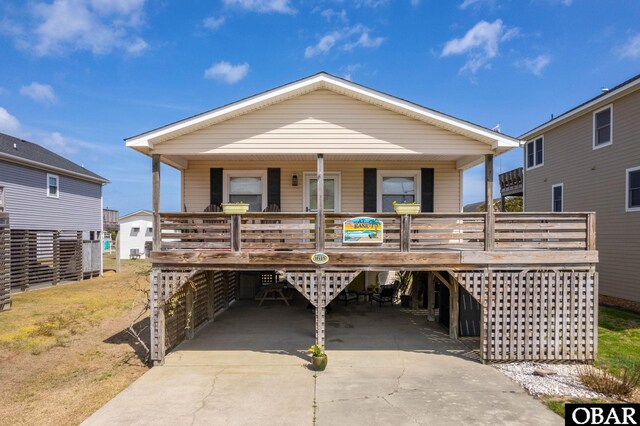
[83,297,561,426]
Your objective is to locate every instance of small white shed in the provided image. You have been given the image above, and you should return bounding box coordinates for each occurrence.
[118,210,153,259]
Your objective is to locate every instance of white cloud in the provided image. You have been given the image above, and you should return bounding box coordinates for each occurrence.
[441,19,518,73]
[305,25,385,58]
[40,132,77,154]
[0,107,21,134]
[222,0,294,14]
[305,32,341,58]
[7,0,148,56]
[20,82,57,104]
[203,16,226,30]
[126,37,148,55]
[342,64,361,81]
[320,9,348,23]
[459,0,498,9]
[344,29,384,50]
[204,61,250,83]
[518,54,551,76]
[617,33,640,59]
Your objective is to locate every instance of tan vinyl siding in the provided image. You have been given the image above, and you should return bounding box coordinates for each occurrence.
[153,90,492,156]
[184,160,461,213]
[525,89,640,301]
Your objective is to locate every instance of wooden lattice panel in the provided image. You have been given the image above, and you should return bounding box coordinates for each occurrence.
[0,229,10,310]
[149,268,243,362]
[286,270,359,306]
[453,269,597,362]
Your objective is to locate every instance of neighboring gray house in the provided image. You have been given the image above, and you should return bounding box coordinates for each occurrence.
[521,74,640,304]
[0,132,108,295]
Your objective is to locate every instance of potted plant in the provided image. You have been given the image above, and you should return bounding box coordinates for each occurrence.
[309,344,328,371]
[393,201,420,215]
[221,202,250,215]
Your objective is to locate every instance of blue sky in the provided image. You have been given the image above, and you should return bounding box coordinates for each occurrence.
[0,0,639,213]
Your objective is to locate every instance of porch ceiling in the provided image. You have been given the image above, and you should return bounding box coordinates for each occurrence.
[162,153,487,170]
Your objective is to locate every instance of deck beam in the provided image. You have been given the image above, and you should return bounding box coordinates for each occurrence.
[150,250,597,270]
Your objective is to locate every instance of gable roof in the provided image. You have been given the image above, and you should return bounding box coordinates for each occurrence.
[126,72,520,152]
[0,132,108,184]
[119,209,152,221]
[520,73,640,140]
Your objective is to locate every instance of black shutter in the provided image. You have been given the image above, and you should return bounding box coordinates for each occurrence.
[421,168,434,212]
[363,168,377,212]
[267,168,281,208]
[210,168,223,207]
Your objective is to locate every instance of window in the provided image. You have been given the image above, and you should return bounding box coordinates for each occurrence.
[627,167,640,212]
[47,173,59,198]
[552,183,563,212]
[224,170,267,212]
[131,227,140,236]
[377,171,420,212]
[593,105,612,149]
[146,227,153,236]
[526,137,544,169]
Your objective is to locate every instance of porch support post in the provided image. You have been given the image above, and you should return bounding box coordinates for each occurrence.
[152,154,161,252]
[401,215,411,252]
[231,215,241,252]
[484,154,495,251]
[449,275,459,340]
[315,270,326,348]
[426,272,436,322]
[316,154,325,253]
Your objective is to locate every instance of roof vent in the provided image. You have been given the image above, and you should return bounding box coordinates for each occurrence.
[601,87,610,93]
[13,143,17,149]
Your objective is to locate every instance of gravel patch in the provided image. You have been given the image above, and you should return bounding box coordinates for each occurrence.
[495,362,606,399]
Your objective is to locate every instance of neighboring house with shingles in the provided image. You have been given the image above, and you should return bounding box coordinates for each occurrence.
[521,74,640,303]
[0,132,108,300]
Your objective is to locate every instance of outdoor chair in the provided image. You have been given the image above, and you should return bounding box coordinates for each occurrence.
[372,285,394,307]
[337,288,358,305]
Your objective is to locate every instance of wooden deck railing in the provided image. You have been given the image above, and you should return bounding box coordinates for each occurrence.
[159,211,595,253]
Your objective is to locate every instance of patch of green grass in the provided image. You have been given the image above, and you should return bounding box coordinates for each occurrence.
[543,397,610,418]
[597,306,640,375]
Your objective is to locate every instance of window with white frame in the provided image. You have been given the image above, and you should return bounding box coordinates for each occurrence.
[47,173,59,198]
[377,171,420,212]
[526,137,544,169]
[552,183,563,212]
[593,105,612,149]
[224,170,267,212]
[627,167,640,212]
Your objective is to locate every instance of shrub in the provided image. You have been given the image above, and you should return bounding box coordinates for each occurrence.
[577,364,640,398]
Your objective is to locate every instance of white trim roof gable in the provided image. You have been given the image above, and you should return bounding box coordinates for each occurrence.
[119,209,153,222]
[126,72,520,151]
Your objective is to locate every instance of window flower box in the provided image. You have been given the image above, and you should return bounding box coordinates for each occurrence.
[221,203,250,215]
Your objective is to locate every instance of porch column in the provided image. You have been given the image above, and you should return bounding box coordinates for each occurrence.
[426,272,436,322]
[316,154,325,252]
[315,154,326,349]
[448,275,459,340]
[152,154,161,252]
[484,154,495,251]
[315,270,326,348]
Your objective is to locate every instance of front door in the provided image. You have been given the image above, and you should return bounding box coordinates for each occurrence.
[304,173,340,212]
